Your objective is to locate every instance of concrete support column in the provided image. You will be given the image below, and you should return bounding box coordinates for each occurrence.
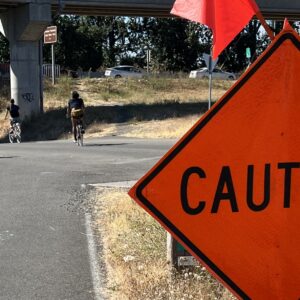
[0,2,51,119]
[10,40,41,117]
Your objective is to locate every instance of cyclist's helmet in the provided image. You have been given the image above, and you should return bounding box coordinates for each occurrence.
[72,91,79,99]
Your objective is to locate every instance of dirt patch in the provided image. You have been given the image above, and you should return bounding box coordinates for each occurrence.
[85,115,200,139]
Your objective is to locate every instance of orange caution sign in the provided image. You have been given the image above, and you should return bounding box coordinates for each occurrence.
[129,23,300,300]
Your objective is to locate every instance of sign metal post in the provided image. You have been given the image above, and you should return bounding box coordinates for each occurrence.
[44,26,57,85]
[203,53,218,110]
[51,44,55,85]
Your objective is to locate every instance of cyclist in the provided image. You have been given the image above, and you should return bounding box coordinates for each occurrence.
[4,99,20,133]
[67,91,85,142]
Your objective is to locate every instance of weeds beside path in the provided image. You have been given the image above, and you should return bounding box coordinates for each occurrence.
[92,188,236,300]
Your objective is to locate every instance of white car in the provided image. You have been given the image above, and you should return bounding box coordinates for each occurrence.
[189,67,236,80]
[104,65,145,78]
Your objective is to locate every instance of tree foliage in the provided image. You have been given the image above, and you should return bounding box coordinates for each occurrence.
[218,20,270,72]
[1,17,292,73]
[0,33,9,63]
[145,18,210,72]
[44,15,104,71]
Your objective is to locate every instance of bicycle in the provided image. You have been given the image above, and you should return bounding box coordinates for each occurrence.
[8,120,21,144]
[75,119,84,146]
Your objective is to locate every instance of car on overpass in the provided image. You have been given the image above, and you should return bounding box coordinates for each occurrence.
[189,67,236,80]
[105,65,145,78]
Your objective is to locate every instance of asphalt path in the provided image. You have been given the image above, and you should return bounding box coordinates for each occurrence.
[0,137,176,300]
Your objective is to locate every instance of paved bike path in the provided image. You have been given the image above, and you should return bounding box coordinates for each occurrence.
[0,137,174,299]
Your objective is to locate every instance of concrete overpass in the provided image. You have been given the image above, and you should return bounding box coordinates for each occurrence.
[0,0,299,118]
[53,0,300,19]
[0,0,300,18]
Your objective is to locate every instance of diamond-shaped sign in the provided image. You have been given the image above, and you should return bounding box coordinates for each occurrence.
[129,24,300,299]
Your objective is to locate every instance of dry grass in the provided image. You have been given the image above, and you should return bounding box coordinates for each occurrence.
[120,116,200,139]
[43,76,233,109]
[77,77,232,106]
[0,117,10,140]
[92,188,236,300]
[1,76,232,142]
[43,76,76,110]
[0,83,11,140]
[84,115,200,139]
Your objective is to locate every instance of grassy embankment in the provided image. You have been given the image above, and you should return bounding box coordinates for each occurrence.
[0,76,232,142]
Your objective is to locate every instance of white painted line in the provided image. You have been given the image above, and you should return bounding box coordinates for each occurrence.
[112,156,162,165]
[85,213,104,300]
[89,180,137,189]
[40,172,56,175]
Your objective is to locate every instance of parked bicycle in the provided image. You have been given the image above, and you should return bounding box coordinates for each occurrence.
[9,120,21,143]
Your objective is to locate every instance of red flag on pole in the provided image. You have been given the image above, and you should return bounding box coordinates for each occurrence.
[171,0,259,59]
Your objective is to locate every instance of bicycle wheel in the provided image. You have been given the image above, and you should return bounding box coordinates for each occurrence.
[79,124,83,146]
[78,125,83,146]
[8,131,14,143]
[15,123,21,143]
[15,133,21,143]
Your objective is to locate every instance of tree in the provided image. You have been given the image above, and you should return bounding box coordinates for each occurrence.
[146,18,208,72]
[76,17,104,70]
[44,16,105,71]
[44,15,81,70]
[218,20,272,73]
[0,33,9,63]
[42,15,283,74]
[101,17,128,67]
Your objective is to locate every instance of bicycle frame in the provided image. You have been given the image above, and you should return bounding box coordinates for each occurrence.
[9,121,21,143]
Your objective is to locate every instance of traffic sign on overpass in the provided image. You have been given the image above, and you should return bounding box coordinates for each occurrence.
[129,23,300,299]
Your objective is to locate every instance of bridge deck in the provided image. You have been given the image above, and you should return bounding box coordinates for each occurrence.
[0,0,299,19]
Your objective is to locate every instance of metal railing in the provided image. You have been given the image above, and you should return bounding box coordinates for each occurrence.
[42,64,61,78]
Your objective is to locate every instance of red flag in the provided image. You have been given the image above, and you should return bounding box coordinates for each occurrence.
[171,0,259,59]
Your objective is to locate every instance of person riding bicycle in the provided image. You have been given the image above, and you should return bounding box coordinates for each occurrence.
[67,91,85,142]
[4,99,20,133]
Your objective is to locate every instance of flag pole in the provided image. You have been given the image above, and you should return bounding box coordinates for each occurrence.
[208,48,213,110]
[256,11,274,40]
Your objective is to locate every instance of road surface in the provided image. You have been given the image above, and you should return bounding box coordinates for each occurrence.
[0,137,175,300]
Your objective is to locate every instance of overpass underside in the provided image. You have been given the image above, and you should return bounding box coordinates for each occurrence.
[0,0,300,19]
[52,3,172,17]
[51,1,300,19]
[53,6,169,17]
